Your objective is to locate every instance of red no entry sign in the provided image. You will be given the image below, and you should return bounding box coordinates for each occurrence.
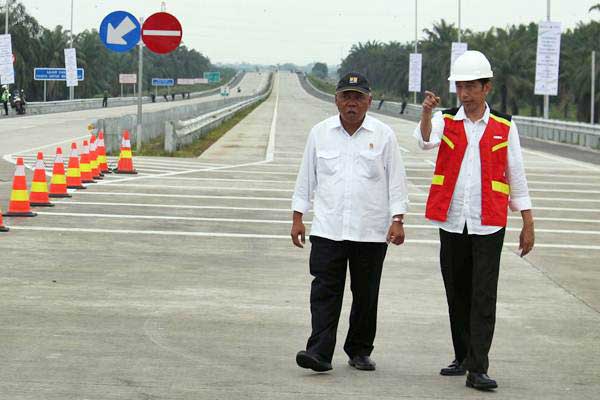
[141,12,182,54]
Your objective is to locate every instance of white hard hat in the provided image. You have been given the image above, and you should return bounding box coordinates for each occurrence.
[448,50,493,81]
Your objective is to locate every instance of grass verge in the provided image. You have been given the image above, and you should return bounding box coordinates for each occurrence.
[307,74,336,95]
[135,96,267,158]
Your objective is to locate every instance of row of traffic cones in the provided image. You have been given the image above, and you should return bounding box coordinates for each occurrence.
[1,130,137,232]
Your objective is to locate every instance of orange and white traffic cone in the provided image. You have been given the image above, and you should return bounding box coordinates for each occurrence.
[29,152,54,207]
[89,135,103,179]
[0,205,8,231]
[66,142,86,190]
[79,140,96,183]
[49,147,72,198]
[96,131,110,174]
[3,157,37,217]
[114,130,137,174]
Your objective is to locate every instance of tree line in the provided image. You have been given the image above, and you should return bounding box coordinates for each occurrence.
[2,2,233,102]
[338,14,600,122]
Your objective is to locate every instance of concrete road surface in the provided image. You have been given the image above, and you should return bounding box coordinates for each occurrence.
[0,72,598,399]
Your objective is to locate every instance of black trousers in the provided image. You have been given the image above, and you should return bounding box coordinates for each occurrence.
[439,226,505,373]
[306,235,387,363]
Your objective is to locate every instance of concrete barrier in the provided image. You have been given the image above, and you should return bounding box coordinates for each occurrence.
[298,73,600,150]
[17,72,245,117]
[94,73,272,154]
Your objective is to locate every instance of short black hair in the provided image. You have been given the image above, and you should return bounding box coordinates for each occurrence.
[478,78,491,87]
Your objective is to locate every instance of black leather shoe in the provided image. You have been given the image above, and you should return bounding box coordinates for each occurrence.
[466,372,498,390]
[296,350,332,372]
[440,359,466,376]
[348,355,376,371]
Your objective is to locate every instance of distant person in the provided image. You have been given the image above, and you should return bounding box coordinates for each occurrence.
[292,72,409,373]
[102,90,108,107]
[377,93,385,110]
[1,85,9,115]
[171,93,175,101]
[163,93,168,102]
[415,50,534,391]
[400,98,407,114]
[151,93,156,103]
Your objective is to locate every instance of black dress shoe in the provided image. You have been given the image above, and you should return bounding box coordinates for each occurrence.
[348,355,376,371]
[466,372,498,390]
[440,359,466,376]
[296,350,332,372]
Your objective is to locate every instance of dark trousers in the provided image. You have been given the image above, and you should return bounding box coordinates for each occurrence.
[2,101,7,115]
[439,226,505,373]
[306,235,387,363]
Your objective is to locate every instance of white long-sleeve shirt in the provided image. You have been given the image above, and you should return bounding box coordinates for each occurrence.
[292,114,409,242]
[414,104,532,235]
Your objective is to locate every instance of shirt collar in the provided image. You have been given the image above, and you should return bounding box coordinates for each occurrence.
[330,113,375,133]
[454,102,490,124]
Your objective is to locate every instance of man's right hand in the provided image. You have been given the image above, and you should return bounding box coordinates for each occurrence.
[422,91,441,115]
[291,220,306,248]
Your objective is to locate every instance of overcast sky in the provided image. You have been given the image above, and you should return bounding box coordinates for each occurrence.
[16,0,600,65]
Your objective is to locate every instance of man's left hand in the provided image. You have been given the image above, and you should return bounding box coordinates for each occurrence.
[519,223,535,257]
[387,224,405,246]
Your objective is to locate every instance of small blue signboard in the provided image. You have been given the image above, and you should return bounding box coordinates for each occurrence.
[34,68,85,81]
[151,78,175,86]
[99,11,141,52]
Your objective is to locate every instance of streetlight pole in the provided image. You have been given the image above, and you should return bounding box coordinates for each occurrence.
[136,17,144,151]
[413,0,417,104]
[456,0,462,107]
[543,0,550,119]
[4,0,8,34]
[592,50,596,124]
[69,0,74,100]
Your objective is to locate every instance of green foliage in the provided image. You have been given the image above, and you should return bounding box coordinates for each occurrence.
[340,18,600,122]
[307,74,336,94]
[311,62,328,79]
[2,2,234,101]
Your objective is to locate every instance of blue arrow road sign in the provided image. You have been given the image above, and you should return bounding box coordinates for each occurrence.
[151,78,175,86]
[34,68,84,81]
[99,11,141,52]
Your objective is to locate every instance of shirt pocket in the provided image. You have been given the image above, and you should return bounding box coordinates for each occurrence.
[316,150,341,177]
[356,150,383,181]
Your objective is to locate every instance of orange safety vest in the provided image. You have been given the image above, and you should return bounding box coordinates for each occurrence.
[425,107,512,227]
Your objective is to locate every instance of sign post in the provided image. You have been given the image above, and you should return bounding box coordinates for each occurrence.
[534,20,562,119]
[141,12,182,54]
[34,67,85,101]
[408,53,422,97]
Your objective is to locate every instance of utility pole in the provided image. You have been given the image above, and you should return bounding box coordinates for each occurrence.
[69,0,74,100]
[413,0,417,105]
[543,0,550,119]
[592,50,596,124]
[136,17,144,151]
[456,0,462,107]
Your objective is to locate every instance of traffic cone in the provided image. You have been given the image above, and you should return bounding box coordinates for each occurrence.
[3,157,37,217]
[79,140,96,183]
[49,147,72,198]
[0,205,8,232]
[96,131,110,174]
[114,130,137,174]
[66,142,86,190]
[29,152,54,207]
[89,135,103,179]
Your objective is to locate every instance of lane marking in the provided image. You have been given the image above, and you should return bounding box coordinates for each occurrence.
[8,226,600,250]
[34,212,600,236]
[521,148,600,172]
[265,73,279,162]
[76,191,291,201]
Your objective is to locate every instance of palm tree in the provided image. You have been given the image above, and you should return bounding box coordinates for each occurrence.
[590,4,600,12]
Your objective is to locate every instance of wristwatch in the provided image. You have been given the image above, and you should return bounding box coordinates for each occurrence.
[392,216,404,225]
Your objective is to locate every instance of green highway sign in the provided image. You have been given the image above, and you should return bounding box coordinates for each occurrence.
[203,71,221,83]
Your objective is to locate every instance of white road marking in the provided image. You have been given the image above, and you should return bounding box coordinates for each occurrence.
[265,73,279,162]
[8,226,600,250]
[77,191,291,201]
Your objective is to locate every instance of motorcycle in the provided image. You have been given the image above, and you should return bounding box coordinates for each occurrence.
[12,92,25,115]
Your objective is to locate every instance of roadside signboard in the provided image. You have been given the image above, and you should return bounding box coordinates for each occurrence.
[119,73,137,84]
[99,11,141,52]
[34,68,84,81]
[203,71,221,83]
[535,21,562,96]
[151,78,175,86]
[408,53,422,93]
[449,42,468,93]
[0,34,15,84]
[142,12,182,54]
[177,78,195,85]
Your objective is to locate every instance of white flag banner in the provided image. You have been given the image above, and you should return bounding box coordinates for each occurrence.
[449,42,468,93]
[534,21,562,96]
[64,48,78,87]
[119,73,137,84]
[177,78,195,85]
[0,34,15,84]
[194,78,208,84]
[408,53,422,93]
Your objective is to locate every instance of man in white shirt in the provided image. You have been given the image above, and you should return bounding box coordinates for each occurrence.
[291,72,409,372]
[415,51,535,390]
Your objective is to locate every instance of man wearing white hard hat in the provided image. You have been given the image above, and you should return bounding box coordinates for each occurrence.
[414,50,535,390]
